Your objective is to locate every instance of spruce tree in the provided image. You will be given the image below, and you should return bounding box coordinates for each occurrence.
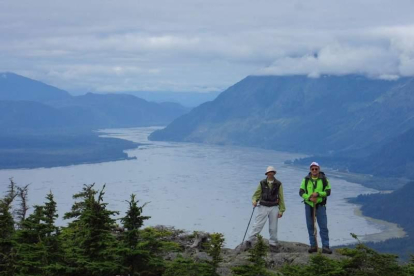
[14,205,46,275]
[120,194,151,276]
[61,184,123,276]
[120,194,180,275]
[0,179,17,276]
[15,185,29,229]
[39,192,63,275]
[207,233,225,275]
[13,191,62,276]
[133,227,180,275]
[163,256,215,276]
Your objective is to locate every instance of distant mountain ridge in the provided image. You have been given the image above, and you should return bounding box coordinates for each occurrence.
[0,72,71,103]
[150,75,414,156]
[122,90,220,107]
[0,72,189,169]
[0,100,74,129]
[0,72,189,130]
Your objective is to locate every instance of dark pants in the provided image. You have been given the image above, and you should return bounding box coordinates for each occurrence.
[305,203,329,248]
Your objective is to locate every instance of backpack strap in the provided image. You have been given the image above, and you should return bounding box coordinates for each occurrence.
[304,176,310,194]
[319,172,329,205]
[319,172,328,191]
[304,172,329,204]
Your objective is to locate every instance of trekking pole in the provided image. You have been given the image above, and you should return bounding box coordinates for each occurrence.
[242,206,256,244]
[313,204,318,251]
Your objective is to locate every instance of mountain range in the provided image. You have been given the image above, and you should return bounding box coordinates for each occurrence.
[0,72,190,169]
[119,90,220,107]
[149,74,414,179]
[0,72,189,131]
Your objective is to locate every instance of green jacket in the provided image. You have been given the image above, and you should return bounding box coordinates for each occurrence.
[252,179,286,213]
[299,175,331,207]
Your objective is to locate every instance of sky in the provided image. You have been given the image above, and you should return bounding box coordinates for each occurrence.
[1,0,414,93]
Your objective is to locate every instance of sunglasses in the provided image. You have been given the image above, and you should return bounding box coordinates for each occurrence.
[311,168,319,171]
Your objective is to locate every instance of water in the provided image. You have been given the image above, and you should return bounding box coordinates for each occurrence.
[0,127,383,248]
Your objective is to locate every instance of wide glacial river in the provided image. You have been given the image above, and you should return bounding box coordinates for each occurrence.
[0,127,394,248]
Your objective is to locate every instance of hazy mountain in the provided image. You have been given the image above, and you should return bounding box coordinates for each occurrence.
[54,93,190,128]
[119,90,221,107]
[0,72,71,103]
[150,75,414,155]
[0,73,190,129]
[0,73,191,168]
[0,100,74,129]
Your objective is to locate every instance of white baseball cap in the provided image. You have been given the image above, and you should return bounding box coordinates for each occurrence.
[310,162,320,168]
[265,166,277,175]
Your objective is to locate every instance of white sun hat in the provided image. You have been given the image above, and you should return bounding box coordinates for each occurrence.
[310,162,320,168]
[265,166,277,175]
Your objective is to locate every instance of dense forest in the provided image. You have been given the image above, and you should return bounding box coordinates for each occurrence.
[349,181,414,261]
[0,132,138,169]
[292,127,414,182]
[1,179,413,276]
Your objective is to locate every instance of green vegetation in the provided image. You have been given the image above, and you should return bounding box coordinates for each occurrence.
[207,233,225,274]
[280,236,414,276]
[1,179,413,276]
[232,235,277,276]
[163,257,215,276]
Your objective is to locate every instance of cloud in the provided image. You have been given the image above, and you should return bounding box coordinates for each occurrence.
[1,0,414,92]
[258,26,414,78]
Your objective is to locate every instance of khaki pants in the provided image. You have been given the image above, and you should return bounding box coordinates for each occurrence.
[247,205,279,245]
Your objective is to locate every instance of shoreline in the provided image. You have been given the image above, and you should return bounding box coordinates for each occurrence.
[2,127,407,246]
[352,205,406,243]
[0,139,139,171]
[0,155,137,171]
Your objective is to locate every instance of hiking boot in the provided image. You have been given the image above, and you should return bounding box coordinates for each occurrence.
[244,241,252,250]
[308,246,318,253]
[269,243,280,253]
[322,247,332,254]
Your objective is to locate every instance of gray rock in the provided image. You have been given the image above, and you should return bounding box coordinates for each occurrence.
[190,231,209,249]
[194,252,213,262]
[153,226,345,276]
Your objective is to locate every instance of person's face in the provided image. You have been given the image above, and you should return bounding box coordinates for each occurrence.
[310,166,319,177]
[266,171,275,179]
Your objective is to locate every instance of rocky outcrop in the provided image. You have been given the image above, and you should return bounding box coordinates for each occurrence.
[154,226,345,276]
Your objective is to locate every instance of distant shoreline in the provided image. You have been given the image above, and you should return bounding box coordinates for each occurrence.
[0,155,137,171]
[352,205,406,243]
[287,162,409,191]
[0,133,139,170]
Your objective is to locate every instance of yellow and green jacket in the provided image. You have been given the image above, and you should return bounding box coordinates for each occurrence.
[299,172,331,207]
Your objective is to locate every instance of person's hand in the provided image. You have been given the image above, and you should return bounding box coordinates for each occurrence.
[310,196,318,203]
[278,213,283,218]
[312,192,318,197]
[252,201,257,207]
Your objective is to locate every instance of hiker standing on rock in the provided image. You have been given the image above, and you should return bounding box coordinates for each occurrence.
[299,162,332,254]
[245,166,285,249]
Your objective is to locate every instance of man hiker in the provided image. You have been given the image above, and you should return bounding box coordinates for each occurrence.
[299,162,332,254]
[245,166,285,249]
